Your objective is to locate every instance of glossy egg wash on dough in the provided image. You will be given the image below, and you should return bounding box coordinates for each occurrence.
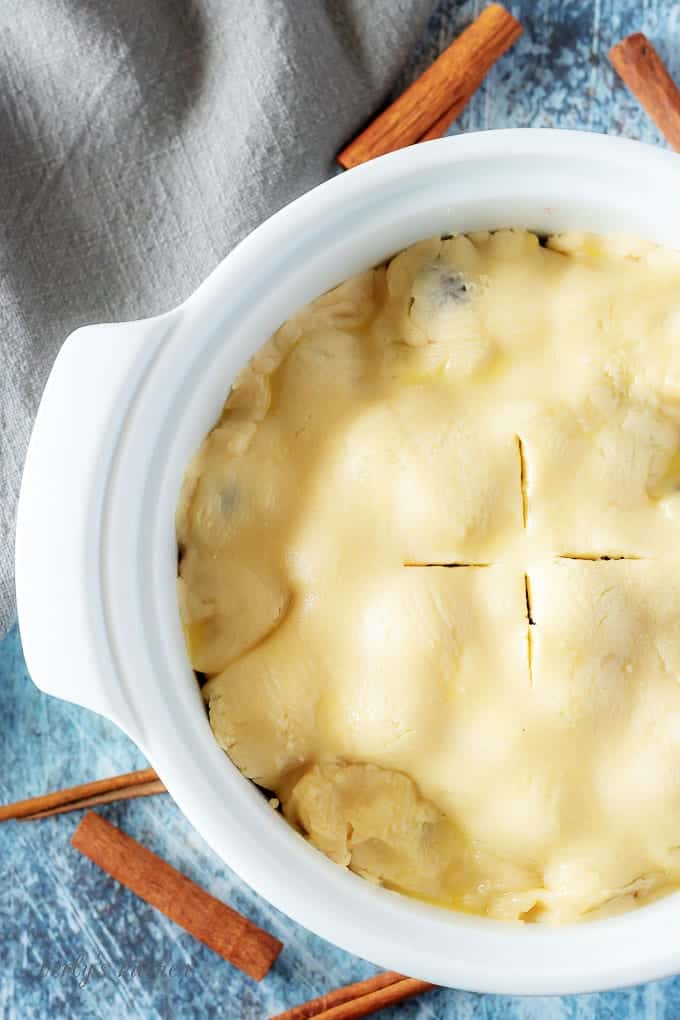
[176,229,680,923]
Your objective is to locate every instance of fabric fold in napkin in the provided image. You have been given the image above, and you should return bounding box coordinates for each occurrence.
[0,0,435,636]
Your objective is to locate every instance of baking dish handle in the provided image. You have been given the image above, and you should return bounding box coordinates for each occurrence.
[15,312,178,744]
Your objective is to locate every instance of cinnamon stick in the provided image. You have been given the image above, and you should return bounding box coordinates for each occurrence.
[270,972,405,1020]
[18,779,166,821]
[609,32,680,151]
[337,3,522,168]
[270,973,436,1020]
[0,767,164,822]
[72,812,283,981]
[417,95,471,143]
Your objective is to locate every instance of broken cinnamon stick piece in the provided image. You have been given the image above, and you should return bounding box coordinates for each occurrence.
[72,812,283,981]
[337,3,522,168]
[609,33,680,151]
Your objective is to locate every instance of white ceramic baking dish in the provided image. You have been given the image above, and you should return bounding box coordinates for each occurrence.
[16,129,680,995]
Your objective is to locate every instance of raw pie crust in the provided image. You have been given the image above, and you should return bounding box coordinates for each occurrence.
[177,229,680,922]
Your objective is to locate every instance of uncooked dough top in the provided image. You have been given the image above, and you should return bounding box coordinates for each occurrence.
[177,230,680,922]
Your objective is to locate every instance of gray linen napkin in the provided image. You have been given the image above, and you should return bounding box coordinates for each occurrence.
[0,0,436,636]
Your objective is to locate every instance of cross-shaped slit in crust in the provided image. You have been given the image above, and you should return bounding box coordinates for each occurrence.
[517,435,528,529]
[403,561,491,567]
[557,553,644,561]
[403,434,643,686]
[525,572,534,686]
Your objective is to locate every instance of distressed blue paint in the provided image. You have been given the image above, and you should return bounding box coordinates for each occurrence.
[3,2,680,1016]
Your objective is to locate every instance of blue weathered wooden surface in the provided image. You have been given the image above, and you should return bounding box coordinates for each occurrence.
[3,1,680,1017]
